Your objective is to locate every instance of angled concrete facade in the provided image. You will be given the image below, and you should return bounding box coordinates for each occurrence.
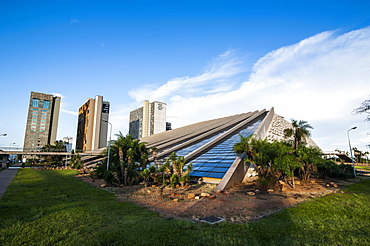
[140,108,318,190]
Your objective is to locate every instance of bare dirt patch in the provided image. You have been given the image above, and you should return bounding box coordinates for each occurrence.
[77,175,364,223]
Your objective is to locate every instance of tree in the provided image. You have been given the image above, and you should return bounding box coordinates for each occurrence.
[98,132,149,185]
[41,140,66,165]
[233,135,254,158]
[237,138,301,189]
[354,97,370,121]
[296,145,322,182]
[166,152,193,188]
[150,147,159,168]
[139,169,151,188]
[284,120,313,149]
[69,150,82,169]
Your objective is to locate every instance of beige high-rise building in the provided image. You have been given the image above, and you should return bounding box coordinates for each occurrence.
[76,95,110,152]
[129,101,167,139]
[23,91,61,151]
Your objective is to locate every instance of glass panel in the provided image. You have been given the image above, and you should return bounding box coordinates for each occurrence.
[188,117,263,179]
[32,99,40,107]
[42,100,50,109]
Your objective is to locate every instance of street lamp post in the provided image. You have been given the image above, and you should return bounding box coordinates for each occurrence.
[347,127,357,178]
[9,142,16,151]
[103,119,112,170]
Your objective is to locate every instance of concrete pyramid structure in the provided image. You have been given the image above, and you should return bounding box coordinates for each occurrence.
[140,107,317,190]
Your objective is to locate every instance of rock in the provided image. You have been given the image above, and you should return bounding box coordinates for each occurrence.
[187,193,196,199]
[152,185,156,188]
[254,189,261,194]
[267,189,274,193]
[195,196,201,200]
[215,190,223,194]
[246,192,256,196]
[173,199,179,202]
[280,185,287,192]
[310,180,316,184]
[201,193,210,197]
[147,190,152,193]
[208,195,216,200]
[175,193,184,197]
[100,184,106,188]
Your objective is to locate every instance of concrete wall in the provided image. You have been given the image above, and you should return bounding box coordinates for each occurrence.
[215,154,249,191]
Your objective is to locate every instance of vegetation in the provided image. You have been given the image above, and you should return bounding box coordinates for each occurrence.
[1,168,370,245]
[91,133,149,185]
[40,140,67,166]
[91,132,192,189]
[69,150,82,169]
[283,119,313,149]
[354,97,370,121]
[160,152,193,188]
[234,119,354,189]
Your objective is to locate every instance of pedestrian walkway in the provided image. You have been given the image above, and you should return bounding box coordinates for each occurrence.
[0,163,22,199]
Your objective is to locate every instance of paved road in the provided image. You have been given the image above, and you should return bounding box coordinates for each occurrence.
[0,163,21,199]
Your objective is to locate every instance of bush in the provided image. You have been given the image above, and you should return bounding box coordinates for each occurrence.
[317,160,355,179]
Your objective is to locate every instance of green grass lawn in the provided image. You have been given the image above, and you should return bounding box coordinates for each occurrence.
[356,165,370,171]
[1,169,370,245]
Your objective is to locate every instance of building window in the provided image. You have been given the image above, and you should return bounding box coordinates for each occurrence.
[41,110,47,112]
[42,100,50,109]
[32,99,40,107]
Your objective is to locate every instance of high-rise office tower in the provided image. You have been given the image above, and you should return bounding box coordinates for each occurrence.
[129,100,167,139]
[23,91,61,151]
[76,95,110,152]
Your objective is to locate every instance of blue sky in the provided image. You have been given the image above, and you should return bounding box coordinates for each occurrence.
[1,0,370,152]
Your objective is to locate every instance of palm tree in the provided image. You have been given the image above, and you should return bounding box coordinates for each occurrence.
[284,120,313,149]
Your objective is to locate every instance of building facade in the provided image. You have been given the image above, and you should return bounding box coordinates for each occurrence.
[129,100,167,139]
[140,108,319,191]
[23,91,61,151]
[75,95,110,152]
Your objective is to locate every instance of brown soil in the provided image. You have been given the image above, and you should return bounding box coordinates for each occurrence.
[76,175,366,223]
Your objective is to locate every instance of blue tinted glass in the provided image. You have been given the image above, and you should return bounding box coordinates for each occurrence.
[32,99,40,107]
[207,172,225,179]
[188,118,262,179]
[42,100,50,109]
[213,167,229,172]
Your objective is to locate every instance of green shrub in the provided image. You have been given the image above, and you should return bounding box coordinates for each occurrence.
[317,160,354,179]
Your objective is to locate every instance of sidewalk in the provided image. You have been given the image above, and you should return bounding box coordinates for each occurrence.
[0,163,21,199]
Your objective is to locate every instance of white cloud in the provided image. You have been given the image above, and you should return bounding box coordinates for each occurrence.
[122,27,370,151]
[60,109,77,116]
